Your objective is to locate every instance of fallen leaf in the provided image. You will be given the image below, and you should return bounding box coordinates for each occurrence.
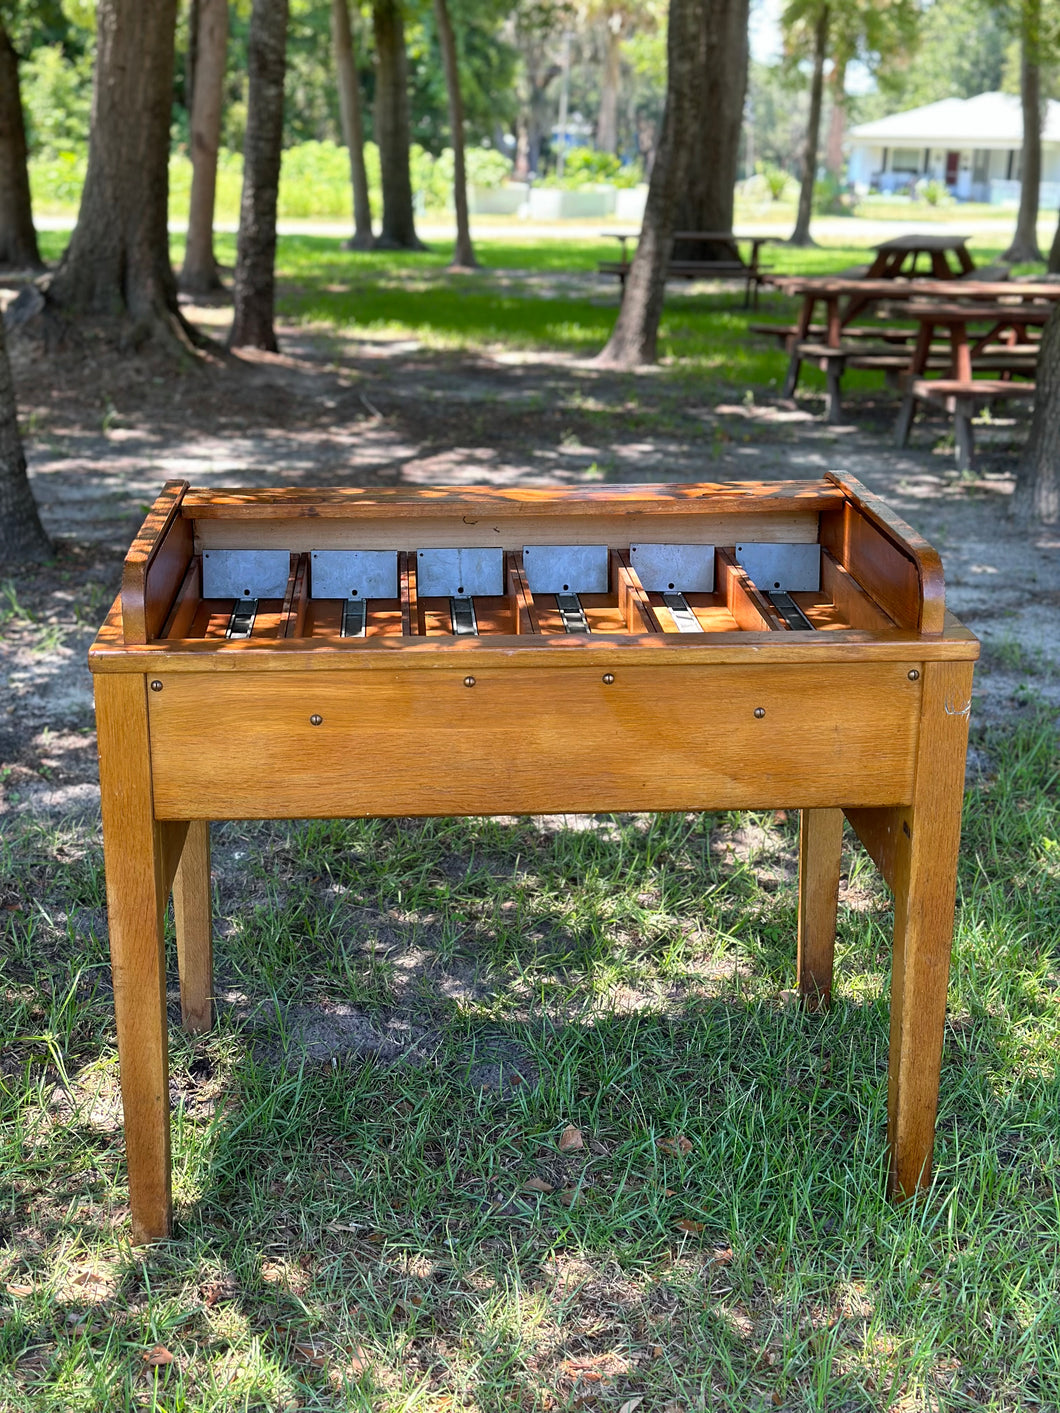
[394,1101,413,1116]
[772,1392,784,1407]
[589,1139,609,1155]
[779,989,799,1006]
[559,1124,584,1153]
[260,1262,284,1283]
[657,1135,692,1157]
[5,1283,34,1298]
[345,1344,370,1373]
[675,1218,705,1234]
[711,1246,734,1264]
[142,1344,175,1367]
[619,1399,645,1413]
[295,1341,329,1368]
[523,1177,554,1193]
[558,1187,580,1207]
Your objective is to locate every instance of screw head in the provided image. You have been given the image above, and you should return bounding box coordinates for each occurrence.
[602,673,615,685]
[150,679,163,692]
[464,676,476,688]
[310,714,323,726]
[908,669,920,681]
[753,706,766,719]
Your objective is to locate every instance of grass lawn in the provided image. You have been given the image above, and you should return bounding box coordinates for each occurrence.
[4,230,1059,1412]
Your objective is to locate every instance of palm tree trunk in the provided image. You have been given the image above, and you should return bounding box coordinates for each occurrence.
[229,0,289,350]
[1012,303,1060,524]
[595,0,703,368]
[789,3,828,247]
[181,0,229,293]
[596,16,622,155]
[0,320,50,562]
[1003,0,1042,264]
[332,0,374,250]
[434,0,477,269]
[373,0,425,250]
[0,21,43,272]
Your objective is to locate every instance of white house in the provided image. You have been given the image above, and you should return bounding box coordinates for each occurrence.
[846,92,1060,207]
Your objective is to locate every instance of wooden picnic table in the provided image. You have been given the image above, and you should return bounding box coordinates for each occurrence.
[599,229,773,307]
[895,300,1048,468]
[866,233,975,280]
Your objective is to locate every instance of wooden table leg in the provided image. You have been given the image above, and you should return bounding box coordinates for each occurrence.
[95,674,174,1243]
[797,807,844,1010]
[174,820,214,1033]
[887,660,973,1197]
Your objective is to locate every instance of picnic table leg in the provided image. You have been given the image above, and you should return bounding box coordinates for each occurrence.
[895,386,917,447]
[797,807,843,1011]
[824,358,845,424]
[953,397,975,470]
[96,674,176,1244]
[173,820,214,1034]
[887,660,973,1197]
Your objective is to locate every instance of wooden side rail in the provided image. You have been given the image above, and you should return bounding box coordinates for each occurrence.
[120,480,193,645]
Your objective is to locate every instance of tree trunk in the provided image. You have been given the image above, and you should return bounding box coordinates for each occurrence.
[789,3,828,247]
[46,0,191,347]
[373,0,424,250]
[1012,304,1060,524]
[0,320,50,562]
[596,16,622,155]
[1048,207,1060,273]
[181,0,229,293]
[670,0,750,256]
[332,0,374,250]
[229,0,289,351]
[596,0,704,368]
[1003,0,1042,264]
[0,22,43,272]
[824,56,846,177]
[434,0,477,269]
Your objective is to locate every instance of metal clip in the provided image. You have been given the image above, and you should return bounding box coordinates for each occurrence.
[556,592,590,634]
[661,592,701,633]
[766,590,815,631]
[341,599,367,638]
[450,596,478,636]
[226,599,258,640]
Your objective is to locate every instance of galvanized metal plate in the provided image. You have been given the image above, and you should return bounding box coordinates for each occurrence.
[735,543,821,593]
[630,543,715,593]
[416,547,504,598]
[522,544,609,595]
[312,550,397,600]
[202,549,290,601]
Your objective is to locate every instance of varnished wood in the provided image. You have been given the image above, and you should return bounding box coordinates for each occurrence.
[146,663,921,819]
[173,820,213,1033]
[885,659,975,1196]
[90,478,980,1241]
[797,807,844,1010]
[94,673,172,1243]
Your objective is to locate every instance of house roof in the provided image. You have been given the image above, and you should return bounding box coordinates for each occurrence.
[850,92,1060,147]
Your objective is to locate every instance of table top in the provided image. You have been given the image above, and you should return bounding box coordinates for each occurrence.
[770,275,1060,301]
[872,234,971,253]
[902,301,1052,323]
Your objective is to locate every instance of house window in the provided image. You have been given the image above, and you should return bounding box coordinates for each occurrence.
[972,150,989,184]
[891,148,922,173]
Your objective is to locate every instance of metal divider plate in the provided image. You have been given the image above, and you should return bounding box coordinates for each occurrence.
[416,548,504,598]
[661,592,701,632]
[522,544,609,595]
[630,544,715,593]
[312,550,398,600]
[735,543,821,592]
[341,600,368,637]
[202,549,290,600]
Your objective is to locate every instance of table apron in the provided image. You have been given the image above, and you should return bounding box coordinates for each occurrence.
[145,663,923,819]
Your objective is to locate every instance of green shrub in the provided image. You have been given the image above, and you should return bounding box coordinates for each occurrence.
[756,161,789,201]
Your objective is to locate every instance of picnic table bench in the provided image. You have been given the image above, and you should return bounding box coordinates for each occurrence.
[894,301,1048,468]
[599,230,772,308]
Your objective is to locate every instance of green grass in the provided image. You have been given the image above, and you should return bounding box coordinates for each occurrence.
[2,708,1059,1411]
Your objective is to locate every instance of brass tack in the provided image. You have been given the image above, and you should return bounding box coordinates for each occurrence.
[908,669,920,681]
[602,673,615,685]
[310,714,323,726]
[150,680,163,692]
[464,676,476,688]
[753,707,766,719]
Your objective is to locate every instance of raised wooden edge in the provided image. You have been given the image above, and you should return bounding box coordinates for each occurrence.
[180,480,846,519]
[88,593,980,672]
[120,480,191,646]
[824,471,946,635]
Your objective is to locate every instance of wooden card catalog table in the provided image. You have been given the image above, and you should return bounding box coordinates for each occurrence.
[89,474,979,1242]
